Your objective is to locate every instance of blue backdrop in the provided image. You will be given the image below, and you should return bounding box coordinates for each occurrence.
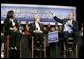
[1,4,76,25]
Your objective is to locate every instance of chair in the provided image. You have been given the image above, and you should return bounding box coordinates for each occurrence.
[64,36,78,58]
[4,35,11,58]
[31,33,46,58]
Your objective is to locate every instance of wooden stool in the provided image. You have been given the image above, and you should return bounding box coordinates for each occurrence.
[64,37,78,58]
[32,36,46,58]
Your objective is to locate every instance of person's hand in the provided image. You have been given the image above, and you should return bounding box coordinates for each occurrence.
[33,30,43,33]
[10,28,14,30]
[14,26,18,32]
[38,30,43,33]
[33,30,38,32]
[50,11,55,16]
[22,32,25,34]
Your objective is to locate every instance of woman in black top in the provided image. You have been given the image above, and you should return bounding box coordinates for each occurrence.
[4,10,22,54]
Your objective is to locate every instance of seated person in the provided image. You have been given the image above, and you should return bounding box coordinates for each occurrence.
[4,10,22,51]
[30,16,44,48]
[52,12,78,44]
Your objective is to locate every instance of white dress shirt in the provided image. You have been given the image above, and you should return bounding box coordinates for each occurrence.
[63,20,73,33]
[35,22,41,31]
[10,19,15,26]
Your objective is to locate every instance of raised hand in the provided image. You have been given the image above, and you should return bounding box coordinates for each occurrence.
[50,11,55,16]
[14,26,18,32]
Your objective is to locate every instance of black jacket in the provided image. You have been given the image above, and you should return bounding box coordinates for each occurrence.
[53,16,78,33]
[4,18,19,35]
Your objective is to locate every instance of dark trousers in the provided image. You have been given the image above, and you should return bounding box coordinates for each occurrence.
[9,31,22,48]
[63,31,78,44]
[9,49,20,58]
[5,31,22,58]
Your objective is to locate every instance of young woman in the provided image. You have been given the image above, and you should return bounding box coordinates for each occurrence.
[4,10,22,58]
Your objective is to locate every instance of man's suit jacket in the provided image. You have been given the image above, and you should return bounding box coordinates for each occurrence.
[53,16,78,33]
[29,22,44,33]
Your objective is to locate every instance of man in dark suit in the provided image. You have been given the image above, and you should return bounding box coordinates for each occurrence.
[4,10,22,58]
[52,12,78,44]
[30,16,44,58]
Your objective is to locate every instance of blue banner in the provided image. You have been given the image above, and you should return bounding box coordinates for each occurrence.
[1,4,76,24]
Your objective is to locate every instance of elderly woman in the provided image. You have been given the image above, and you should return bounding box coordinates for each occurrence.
[29,16,44,58]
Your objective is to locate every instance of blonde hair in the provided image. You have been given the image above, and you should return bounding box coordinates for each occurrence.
[33,15,40,22]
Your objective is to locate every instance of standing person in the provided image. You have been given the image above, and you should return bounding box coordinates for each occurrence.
[58,25,64,57]
[30,16,44,45]
[20,22,31,58]
[48,26,59,58]
[43,26,48,58]
[4,10,22,58]
[78,23,83,58]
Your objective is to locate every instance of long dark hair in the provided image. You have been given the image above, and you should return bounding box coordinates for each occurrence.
[7,10,14,19]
